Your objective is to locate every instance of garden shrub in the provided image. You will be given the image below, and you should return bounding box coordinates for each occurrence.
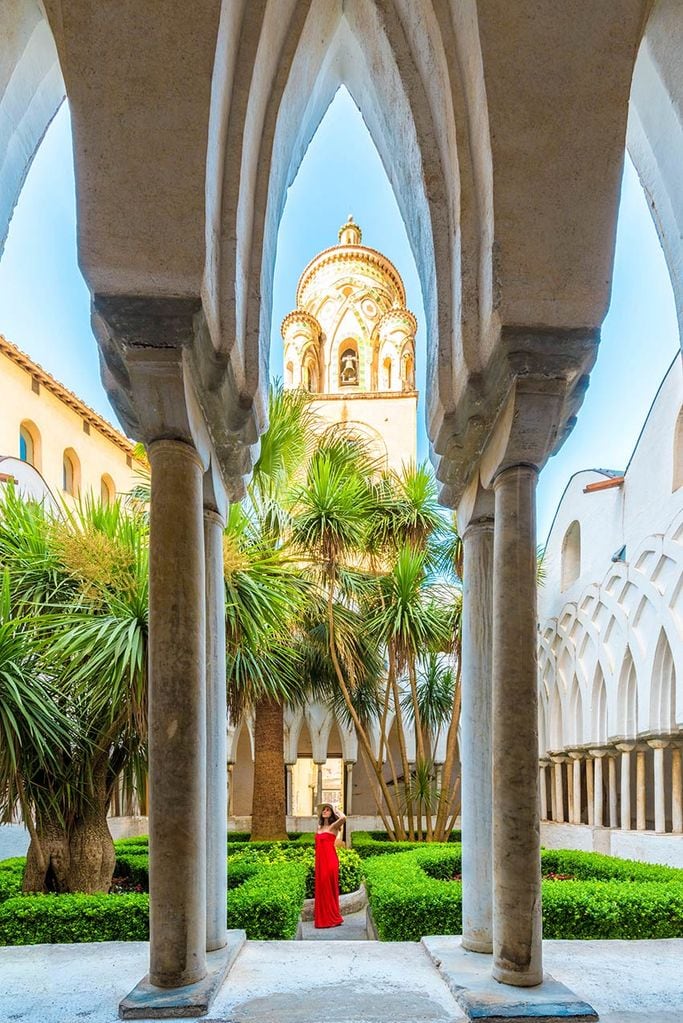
[228,844,363,899]
[227,860,307,940]
[113,852,149,888]
[0,860,23,903]
[364,846,683,942]
[0,892,149,945]
[351,830,460,858]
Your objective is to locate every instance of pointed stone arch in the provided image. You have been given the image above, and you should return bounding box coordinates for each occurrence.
[616,646,639,738]
[592,666,608,745]
[569,677,583,746]
[650,629,676,732]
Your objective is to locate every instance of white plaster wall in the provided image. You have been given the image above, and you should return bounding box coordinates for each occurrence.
[538,355,683,750]
[542,821,683,868]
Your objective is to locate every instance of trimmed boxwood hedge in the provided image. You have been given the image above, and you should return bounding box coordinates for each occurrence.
[351,830,461,858]
[0,893,149,945]
[364,845,683,941]
[228,860,307,939]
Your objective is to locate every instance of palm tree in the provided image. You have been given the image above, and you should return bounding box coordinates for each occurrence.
[0,487,149,892]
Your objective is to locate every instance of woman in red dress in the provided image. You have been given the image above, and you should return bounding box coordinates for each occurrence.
[314,802,346,928]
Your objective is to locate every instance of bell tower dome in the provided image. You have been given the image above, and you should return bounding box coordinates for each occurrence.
[281,219,418,470]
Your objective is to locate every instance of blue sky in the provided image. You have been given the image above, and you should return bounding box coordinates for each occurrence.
[0,90,678,540]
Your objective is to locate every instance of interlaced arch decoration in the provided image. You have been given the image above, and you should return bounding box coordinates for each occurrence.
[538,509,683,752]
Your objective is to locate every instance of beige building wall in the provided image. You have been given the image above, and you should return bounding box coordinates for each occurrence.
[310,391,417,473]
[0,335,141,502]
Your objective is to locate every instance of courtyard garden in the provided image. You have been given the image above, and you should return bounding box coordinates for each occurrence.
[1,833,683,946]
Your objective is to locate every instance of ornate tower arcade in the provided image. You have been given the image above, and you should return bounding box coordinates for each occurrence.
[281,217,418,470]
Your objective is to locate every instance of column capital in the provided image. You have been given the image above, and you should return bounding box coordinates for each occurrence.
[567,750,584,761]
[549,752,570,764]
[647,738,671,750]
[615,741,637,753]
[432,326,599,507]
[589,748,610,758]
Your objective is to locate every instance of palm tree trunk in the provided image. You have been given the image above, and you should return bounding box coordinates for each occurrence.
[391,673,415,840]
[434,654,462,841]
[325,574,404,838]
[251,696,288,841]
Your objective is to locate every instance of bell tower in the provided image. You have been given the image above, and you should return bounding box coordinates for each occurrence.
[281,218,418,470]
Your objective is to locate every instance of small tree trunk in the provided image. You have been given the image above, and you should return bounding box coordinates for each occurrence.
[434,655,462,841]
[23,765,115,894]
[250,696,288,841]
[391,673,415,839]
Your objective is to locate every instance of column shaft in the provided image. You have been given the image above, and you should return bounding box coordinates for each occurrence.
[672,748,683,833]
[653,745,666,834]
[593,756,604,828]
[620,752,631,830]
[553,763,565,823]
[608,756,618,829]
[345,763,354,815]
[148,440,207,988]
[539,765,548,822]
[461,517,494,954]
[586,758,594,826]
[204,508,227,953]
[491,466,542,986]
[572,758,582,824]
[286,765,294,816]
[227,764,234,818]
[566,761,574,823]
[636,750,646,830]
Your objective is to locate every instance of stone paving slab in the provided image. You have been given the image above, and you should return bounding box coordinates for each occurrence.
[422,938,597,1021]
[1,938,683,1023]
[297,908,369,940]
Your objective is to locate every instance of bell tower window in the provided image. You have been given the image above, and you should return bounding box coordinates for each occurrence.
[339,342,359,387]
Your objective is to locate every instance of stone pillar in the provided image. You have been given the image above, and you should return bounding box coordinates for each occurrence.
[227,764,234,818]
[550,756,565,823]
[539,761,549,821]
[649,739,669,834]
[608,752,618,829]
[671,745,683,834]
[616,742,635,831]
[204,505,227,953]
[345,762,354,815]
[569,752,582,824]
[491,465,542,987]
[636,748,647,831]
[148,439,207,988]
[286,765,294,816]
[565,759,574,823]
[460,515,494,954]
[585,757,594,826]
[315,764,323,808]
[590,750,606,828]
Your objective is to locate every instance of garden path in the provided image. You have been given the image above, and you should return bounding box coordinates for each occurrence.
[298,908,369,940]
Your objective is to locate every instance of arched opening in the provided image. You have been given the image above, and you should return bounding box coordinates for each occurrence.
[561,520,581,591]
[19,420,40,470]
[100,474,115,507]
[549,684,563,750]
[382,355,392,391]
[674,407,683,490]
[338,339,359,388]
[62,447,80,497]
[617,648,638,738]
[301,346,320,393]
[592,667,608,745]
[231,724,254,819]
[291,719,315,816]
[401,342,415,391]
[285,360,294,388]
[650,630,676,732]
[569,678,583,746]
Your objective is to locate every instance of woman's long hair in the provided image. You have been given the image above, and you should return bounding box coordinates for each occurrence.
[318,804,339,828]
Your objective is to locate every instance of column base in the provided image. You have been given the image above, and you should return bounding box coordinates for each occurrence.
[461,935,493,954]
[422,938,598,1022]
[119,932,245,1019]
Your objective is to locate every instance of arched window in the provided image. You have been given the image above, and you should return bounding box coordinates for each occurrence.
[100,474,115,506]
[401,343,415,390]
[285,361,294,388]
[382,356,392,391]
[674,406,683,490]
[561,520,581,591]
[338,340,359,387]
[302,348,319,393]
[19,421,40,469]
[62,448,80,496]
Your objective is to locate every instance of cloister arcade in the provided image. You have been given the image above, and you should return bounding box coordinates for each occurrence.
[2,0,683,1016]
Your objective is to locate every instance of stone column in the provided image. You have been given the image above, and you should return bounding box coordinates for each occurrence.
[590,750,606,828]
[607,752,618,829]
[569,752,582,824]
[616,742,635,831]
[671,745,682,834]
[565,759,574,823]
[148,439,207,988]
[636,748,647,830]
[491,465,542,987]
[539,761,549,821]
[649,739,669,834]
[345,762,354,815]
[585,756,594,826]
[227,764,234,818]
[204,505,227,953]
[315,763,324,807]
[460,515,494,954]
[286,765,294,816]
[550,756,565,823]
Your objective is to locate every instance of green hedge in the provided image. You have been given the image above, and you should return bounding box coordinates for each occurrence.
[0,860,23,904]
[228,844,363,900]
[351,831,461,859]
[364,846,683,942]
[227,860,307,940]
[0,893,149,945]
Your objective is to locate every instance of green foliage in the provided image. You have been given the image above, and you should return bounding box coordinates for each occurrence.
[228,843,363,900]
[351,830,461,857]
[227,860,307,940]
[113,852,149,888]
[0,860,23,903]
[363,845,683,941]
[0,893,149,945]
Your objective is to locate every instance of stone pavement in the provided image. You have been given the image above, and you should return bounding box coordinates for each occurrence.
[298,908,369,940]
[2,937,683,1023]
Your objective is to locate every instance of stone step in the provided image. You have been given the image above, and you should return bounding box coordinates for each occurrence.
[298,908,369,941]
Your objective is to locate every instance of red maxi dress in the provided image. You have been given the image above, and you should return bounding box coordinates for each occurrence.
[314,831,344,928]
